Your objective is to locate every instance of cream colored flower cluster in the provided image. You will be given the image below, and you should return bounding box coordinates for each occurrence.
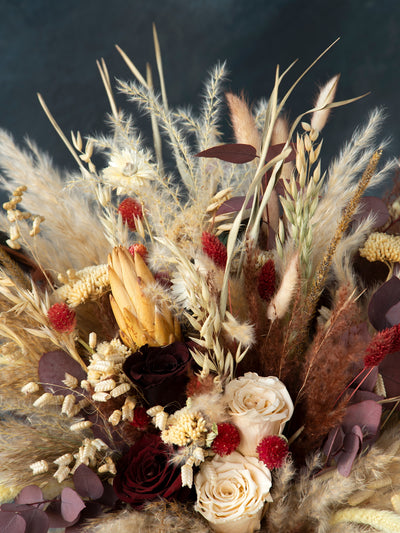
[194,373,293,533]
[359,232,400,263]
[55,264,110,307]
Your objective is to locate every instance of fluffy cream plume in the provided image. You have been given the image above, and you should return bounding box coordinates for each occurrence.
[222,310,255,348]
[225,92,261,151]
[310,74,340,132]
[267,253,299,322]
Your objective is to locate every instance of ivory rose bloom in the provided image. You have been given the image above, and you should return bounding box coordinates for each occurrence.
[224,372,293,456]
[194,451,272,533]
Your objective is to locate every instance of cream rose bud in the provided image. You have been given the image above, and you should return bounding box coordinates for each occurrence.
[194,451,272,533]
[224,372,293,456]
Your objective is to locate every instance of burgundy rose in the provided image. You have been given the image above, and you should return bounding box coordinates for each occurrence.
[113,433,182,507]
[123,342,192,411]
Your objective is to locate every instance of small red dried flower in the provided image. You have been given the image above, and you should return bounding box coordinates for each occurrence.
[364,323,400,368]
[130,407,151,430]
[118,198,143,231]
[211,423,240,456]
[47,303,76,333]
[257,435,289,469]
[257,259,276,301]
[201,231,227,269]
[128,243,148,261]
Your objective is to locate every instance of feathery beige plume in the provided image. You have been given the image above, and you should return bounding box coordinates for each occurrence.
[267,252,299,322]
[310,74,340,132]
[225,92,261,151]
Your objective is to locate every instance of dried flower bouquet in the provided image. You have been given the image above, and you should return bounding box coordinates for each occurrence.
[0,30,400,533]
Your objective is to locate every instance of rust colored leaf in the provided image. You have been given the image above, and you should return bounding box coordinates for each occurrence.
[196,143,257,163]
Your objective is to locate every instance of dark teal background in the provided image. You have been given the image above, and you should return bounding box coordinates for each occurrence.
[0,0,399,175]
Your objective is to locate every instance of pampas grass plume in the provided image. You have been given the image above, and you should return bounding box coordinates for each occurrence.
[311,74,340,132]
[267,253,299,322]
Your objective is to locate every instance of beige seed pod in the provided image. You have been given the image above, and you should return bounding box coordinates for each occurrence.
[62,394,76,417]
[155,410,169,431]
[54,453,74,466]
[33,392,55,408]
[62,373,79,389]
[181,463,193,488]
[147,405,163,417]
[80,380,91,391]
[121,403,134,421]
[54,465,70,483]
[92,438,108,451]
[9,224,21,241]
[30,460,49,475]
[111,382,131,397]
[6,238,21,250]
[21,382,39,394]
[193,447,205,463]
[89,332,97,349]
[95,379,116,392]
[70,420,93,432]
[108,410,122,426]
[92,392,111,402]
[98,456,116,475]
[89,361,114,372]
[78,398,90,409]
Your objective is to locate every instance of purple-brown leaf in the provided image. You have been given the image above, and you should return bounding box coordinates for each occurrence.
[73,464,104,500]
[15,485,44,507]
[19,509,49,533]
[0,512,26,533]
[60,488,85,523]
[196,143,257,163]
[39,351,86,398]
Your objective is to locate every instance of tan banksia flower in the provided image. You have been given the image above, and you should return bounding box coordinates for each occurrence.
[359,232,400,263]
[108,246,181,348]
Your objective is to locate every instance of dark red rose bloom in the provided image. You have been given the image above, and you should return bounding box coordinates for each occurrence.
[123,342,192,411]
[113,433,182,508]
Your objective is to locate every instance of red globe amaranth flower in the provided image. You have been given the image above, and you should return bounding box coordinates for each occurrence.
[364,323,400,368]
[257,435,289,469]
[128,243,148,261]
[113,433,182,508]
[47,303,76,333]
[201,231,227,269]
[118,198,143,231]
[130,406,151,430]
[257,260,276,301]
[211,423,240,456]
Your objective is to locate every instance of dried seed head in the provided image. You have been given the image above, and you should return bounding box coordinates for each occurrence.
[62,373,79,389]
[54,465,70,483]
[108,410,122,426]
[30,460,49,475]
[70,420,93,432]
[111,382,131,397]
[94,379,116,392]
[92,392,111,402]
[54,453,74,466]
[21,382,40,394]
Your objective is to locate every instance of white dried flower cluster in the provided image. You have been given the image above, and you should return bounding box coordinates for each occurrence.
[86,339,131,389]
[102,148,156,195]
[55,264,110,307]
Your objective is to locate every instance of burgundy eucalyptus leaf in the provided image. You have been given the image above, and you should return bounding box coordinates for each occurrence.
[196,143,258,163]
[73,464,104,500]
[60,488,86,523]
[15,485,44,507]
[341,400,382,436]
[217,195,254,215]
[0,512,26,533]
[379,351,400,400]
[322,426,345,457]
[385,301,400,328]
[336,426,363,477]
[368,277,400,331]
[19,509,49,533]
[39,351,86,398]
[353,196,390,229]
[96,482,119,508]
[46,501,79,529]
